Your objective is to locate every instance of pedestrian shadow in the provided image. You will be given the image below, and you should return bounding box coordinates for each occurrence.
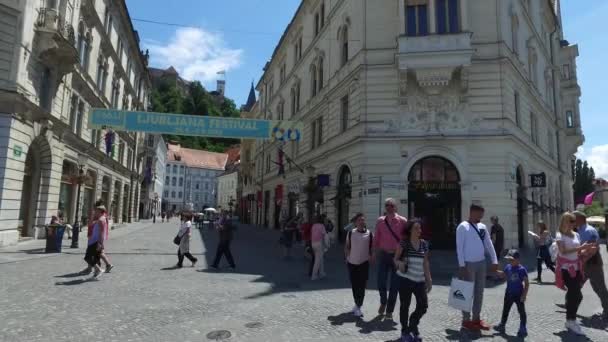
[444,328,494,341]
[552,331,593,341]
[55,279,89,286]
[578,314,608,330]
[55,272,85,278]
[356,315,398,334]
[327,312,360,326]
[160,265,182,271]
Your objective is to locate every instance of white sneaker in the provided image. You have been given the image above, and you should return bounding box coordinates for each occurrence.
[354,308,364,317]
[565,320,585,336]
[351,306,359,314]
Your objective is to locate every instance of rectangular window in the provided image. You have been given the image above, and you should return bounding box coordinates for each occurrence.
[566,110,574,128]
[321,3,325,27]
[317,117,323,147]
[407,5,428,36]
[118,142,125,163]
[179,178,183,186]
[314,13,320,37]
[530,113,538,145]
[311,120,317,150]
[171,191,175,198]
[165,176,170,185]
[280,63,286,83]
[178,192,182,199]
[117,38,123,63]
[341,95,349,132]
[164,190,169,198]
[514,92,521,127]
[437,0,459,34]
[562,64,571,80]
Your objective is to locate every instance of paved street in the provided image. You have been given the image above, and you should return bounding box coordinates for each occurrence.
[1,222,607,342]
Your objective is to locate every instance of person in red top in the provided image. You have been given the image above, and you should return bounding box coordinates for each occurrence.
[301,220,314,277]
[374,198,407,320]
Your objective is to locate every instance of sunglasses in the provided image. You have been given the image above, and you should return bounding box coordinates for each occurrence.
[569,220,576,223]
[385,204,395,208]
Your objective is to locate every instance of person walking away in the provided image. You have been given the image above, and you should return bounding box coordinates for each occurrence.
[82,204,108,280]
[211,212,236,270]
[311,216,327,280]
[456,204,498,331]
[394,220,432,342]
[493,249,529,338]
[281,214,297,259]
[344,213,375,318]
[161,212,166,223]
[555,212,591,335]
[176,212,197,268]
[490,216,504,258]
[573,211,608,319]
[93,200,114,273]
[532,221,555,283]
[301,220,315,277]
[374,198,407,320]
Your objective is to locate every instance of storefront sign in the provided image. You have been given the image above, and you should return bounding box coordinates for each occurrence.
[287,180,301,194]
[530,173,546,188]
[13,145,22,158]
[408,182,460,191]
[88,109,303,140]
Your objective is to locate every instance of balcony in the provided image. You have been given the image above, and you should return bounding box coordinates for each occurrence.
[397,33,473,91]
[34,8,78,76]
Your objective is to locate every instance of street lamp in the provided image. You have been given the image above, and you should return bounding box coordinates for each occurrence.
[70,154,88,248]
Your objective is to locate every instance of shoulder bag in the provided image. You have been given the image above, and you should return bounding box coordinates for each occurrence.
[384,217,401,243]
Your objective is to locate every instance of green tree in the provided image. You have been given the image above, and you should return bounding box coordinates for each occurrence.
[583,200,604,217]
[573,158,596,202]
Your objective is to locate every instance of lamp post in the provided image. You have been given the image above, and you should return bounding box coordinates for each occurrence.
[70,154,88,248]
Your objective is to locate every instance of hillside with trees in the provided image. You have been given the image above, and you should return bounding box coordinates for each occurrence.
[150,80,240,152]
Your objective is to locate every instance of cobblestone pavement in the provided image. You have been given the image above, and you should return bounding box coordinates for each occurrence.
[1,221,607,342]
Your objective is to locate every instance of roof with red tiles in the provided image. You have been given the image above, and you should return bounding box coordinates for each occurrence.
[166,143,228,171]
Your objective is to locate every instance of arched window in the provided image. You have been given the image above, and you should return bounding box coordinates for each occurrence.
[408,157,460,182]
[318,56,324,91]
[340,26,349,66]
[310,64,317,97]
[172,177,176,186]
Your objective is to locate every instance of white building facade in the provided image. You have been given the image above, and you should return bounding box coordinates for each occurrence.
[247,0,583,249]
[163,144,226,213]
[0,0,151,246]
[217,169,238,213]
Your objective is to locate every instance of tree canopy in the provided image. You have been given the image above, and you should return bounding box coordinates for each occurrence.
[150,80,240,152]
[573,158,596,203]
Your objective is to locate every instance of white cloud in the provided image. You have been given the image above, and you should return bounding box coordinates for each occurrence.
[146,27,243,83]
[577,144,608,179]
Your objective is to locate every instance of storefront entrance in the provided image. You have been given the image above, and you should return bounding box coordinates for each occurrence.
[407,157,461,249]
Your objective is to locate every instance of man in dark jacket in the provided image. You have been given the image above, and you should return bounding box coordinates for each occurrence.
[490,216,505,258]
[211,212,236,270]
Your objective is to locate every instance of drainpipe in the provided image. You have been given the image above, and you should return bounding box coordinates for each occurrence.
[549,21,563,210]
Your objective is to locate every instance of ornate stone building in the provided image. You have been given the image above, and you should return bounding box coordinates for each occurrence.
[247,0,583,249]
[0,0,151,246]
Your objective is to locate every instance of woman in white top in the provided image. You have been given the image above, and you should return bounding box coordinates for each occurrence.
[176,212,198,268]
[344,213,375,318]
[555,212,591,336]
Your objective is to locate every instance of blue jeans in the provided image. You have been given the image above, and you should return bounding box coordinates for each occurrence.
[377,250,399,313]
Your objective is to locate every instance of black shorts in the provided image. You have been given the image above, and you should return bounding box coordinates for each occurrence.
[84,243,102,266]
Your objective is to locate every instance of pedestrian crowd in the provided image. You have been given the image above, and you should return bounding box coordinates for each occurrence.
[59,195,606,341]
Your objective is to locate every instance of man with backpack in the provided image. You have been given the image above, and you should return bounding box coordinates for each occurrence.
[344,213,375,317]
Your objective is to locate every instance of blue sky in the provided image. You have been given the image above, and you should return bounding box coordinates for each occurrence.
[127,1,607,177]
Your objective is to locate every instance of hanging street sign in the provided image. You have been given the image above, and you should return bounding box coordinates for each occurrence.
[530,173,547,188]
[88,109,303,141]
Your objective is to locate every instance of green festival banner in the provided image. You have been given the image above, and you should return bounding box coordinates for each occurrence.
[88,109,303,141]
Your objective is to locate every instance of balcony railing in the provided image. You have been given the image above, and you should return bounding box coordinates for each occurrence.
[35,8,76,47]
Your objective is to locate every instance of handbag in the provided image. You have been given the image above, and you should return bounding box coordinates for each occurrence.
[398,241,409,274]
[173,234,181,246]
[448,278,475,312]
[384,217,401,243]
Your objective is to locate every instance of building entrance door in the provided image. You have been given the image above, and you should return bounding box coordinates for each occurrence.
[407,157,461,250]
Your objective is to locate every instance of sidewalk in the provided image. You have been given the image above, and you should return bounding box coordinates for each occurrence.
[0,219,154,265]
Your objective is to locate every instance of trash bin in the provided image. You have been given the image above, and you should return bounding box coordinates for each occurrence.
[45,224,66,253]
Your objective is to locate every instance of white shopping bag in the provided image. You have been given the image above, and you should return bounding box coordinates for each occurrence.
[448,278,474,312]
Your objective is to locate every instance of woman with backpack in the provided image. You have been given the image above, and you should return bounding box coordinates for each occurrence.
[175,212,197,268]
[344,213,375,317]
[394,219,432,342]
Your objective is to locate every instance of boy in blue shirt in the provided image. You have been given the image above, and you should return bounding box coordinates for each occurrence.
[494,249,529,337]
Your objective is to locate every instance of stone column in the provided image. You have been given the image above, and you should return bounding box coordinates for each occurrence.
[116,181,123,224]
[429,0,437,34]
[460,0,469,31]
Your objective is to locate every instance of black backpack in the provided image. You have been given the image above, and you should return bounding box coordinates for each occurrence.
[348,229,374,256]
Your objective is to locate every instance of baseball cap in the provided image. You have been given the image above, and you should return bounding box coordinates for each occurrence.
[572,211,587,218]
[504,249,520,260]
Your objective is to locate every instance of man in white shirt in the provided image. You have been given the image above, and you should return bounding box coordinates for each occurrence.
[456,204,498,331]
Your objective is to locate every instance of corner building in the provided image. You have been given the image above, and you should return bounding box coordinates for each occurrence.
[249,0,584,249]
[0,0,151,246]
